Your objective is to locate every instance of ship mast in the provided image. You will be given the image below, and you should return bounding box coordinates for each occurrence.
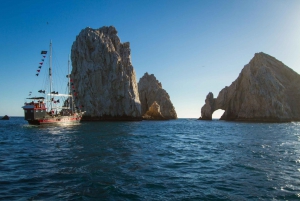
[49,40,53,111]
[68,55,70,110]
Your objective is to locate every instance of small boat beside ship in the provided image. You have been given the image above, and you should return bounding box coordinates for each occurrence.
[22,41,84,125]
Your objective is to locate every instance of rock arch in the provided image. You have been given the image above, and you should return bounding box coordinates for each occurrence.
[212,109,225,119]
[198,92,226,120]
[199,52,300,122]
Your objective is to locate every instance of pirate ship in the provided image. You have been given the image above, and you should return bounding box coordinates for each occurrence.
[22,41,84,125]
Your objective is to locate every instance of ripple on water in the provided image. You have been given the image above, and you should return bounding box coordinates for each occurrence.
[1,118,300,200]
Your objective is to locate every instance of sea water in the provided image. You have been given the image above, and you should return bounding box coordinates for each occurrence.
[0,117,300,200]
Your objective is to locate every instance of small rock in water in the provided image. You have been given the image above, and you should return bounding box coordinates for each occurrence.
[1,115,9,120]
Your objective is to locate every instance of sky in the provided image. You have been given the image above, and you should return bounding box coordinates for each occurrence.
[0,0,300,118]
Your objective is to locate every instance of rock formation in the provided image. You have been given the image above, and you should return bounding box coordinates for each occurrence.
[199,52,300,122]
[138,73,177,119]
[143,101,166,120]
[71,26,141,120]
[1,115,9,120]
[199,92,215,120]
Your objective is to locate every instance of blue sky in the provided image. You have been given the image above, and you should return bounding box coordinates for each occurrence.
[1,0,300,118]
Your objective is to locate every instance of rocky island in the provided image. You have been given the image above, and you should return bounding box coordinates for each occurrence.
[1,115,9,120]
[138,73,177,120]
[71,26,142,121]
[199,52,300,122]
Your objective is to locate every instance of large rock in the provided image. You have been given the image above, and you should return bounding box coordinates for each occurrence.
[199,52,300,122]
[138,73,177,119]
[71,26,141,120]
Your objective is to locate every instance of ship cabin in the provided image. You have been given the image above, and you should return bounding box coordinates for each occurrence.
[22,97,47,121]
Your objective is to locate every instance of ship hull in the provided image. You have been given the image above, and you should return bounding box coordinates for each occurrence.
[22,103,83,125]
[27,115,81,125]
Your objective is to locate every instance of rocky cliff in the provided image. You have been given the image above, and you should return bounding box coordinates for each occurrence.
[199,52,300,122]
[71,26,141,120]
[138,73,177,119]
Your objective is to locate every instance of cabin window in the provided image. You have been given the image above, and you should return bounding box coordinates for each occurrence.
[25,110,27,113]
[31,110,33,113]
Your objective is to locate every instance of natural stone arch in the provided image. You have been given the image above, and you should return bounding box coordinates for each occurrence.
[199,92,226,120]
[199,52,300,122]
[212,109,225,119]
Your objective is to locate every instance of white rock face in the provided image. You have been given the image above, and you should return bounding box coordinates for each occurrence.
[138,73,177,119]
[71,26,141,120]
[200,52,300,122]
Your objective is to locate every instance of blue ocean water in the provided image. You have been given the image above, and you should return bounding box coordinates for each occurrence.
[0,117,300,200]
